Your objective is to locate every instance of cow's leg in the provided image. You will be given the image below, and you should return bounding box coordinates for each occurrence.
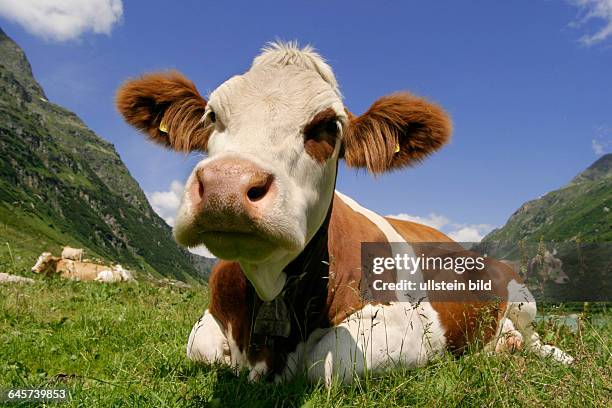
[488,318,524,353]
[186,309,231,365]
[506,280,574,364]
[304,303,446,386]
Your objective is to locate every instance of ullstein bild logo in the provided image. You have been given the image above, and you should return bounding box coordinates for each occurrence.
[360,241,611,303]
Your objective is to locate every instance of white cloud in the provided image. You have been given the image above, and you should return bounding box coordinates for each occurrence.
[591,125,611,155]
[147,180,216,259]
[447,224,494,242]
[568,0,612,45]
[0,0,123,42]
[592,139,606,154]
[148,180,184,227]
[189,245,216,259]
[387,213,494,242]
[387,213,450,230]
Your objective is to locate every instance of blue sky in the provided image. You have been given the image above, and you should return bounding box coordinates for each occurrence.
[1,0,611,242]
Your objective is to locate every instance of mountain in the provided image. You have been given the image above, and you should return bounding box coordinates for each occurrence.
[483,153,612,243]
[0,27,214,282]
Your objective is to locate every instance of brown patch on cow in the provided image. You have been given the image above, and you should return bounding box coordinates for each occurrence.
[429,259,520,353]
[57,260,108,281]
[207,260,283,375]
[303,107,339,163]
[432,300,505,354]
[327,194,395,325]
[342,93,452,173]
[384,221,523,354]
[116,71,212,152]
[411,242,520,354]
[386,217,455,242]
[207,260,253,354]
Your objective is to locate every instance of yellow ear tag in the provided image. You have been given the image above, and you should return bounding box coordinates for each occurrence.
[159,118,168,134]
[394,143,401,153]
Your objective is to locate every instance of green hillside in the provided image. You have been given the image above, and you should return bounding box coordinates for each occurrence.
[484,154,612,243]
[0,27,213,282]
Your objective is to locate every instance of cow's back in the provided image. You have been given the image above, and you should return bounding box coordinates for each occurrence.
[385,217,454,243]
[57,260,106,281]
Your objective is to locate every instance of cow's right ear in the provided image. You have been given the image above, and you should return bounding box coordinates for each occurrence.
[116,71,211,152]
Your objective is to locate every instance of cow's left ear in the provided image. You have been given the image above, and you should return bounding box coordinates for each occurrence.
[342,93,452,173]
[116,71,211,152]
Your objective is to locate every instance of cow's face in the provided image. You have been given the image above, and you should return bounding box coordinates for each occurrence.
[542,251,569,284]
[32,252,54,273]
[117,42,451,300]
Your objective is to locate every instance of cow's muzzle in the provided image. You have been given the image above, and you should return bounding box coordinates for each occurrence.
[181,157,287,260]
[190,157,276,221]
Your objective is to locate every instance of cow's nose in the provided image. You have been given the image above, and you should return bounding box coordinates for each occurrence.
[190,158,276,217]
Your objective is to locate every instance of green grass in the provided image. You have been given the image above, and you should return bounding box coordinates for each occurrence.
[1,272,610,407]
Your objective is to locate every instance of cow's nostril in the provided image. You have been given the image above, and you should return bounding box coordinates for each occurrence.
[190,175,205,205]
[247,175,273,202]
[198,179,204,199]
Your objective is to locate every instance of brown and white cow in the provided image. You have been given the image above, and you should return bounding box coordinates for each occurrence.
[32,252,106,280]
[32,253,134,282]
[116,42,572,385]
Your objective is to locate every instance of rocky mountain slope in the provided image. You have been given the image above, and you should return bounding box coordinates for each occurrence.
[483,153,611,243]
[0,27,214,282]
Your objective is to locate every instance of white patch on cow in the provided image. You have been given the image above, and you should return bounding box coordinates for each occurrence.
[504,280,574,364]
[305,302,446,385]
[252,42,340,95]
[174,43,346,302]
[226,323,249,369]
[113,264,134,282]
[186,310,231,364]
[248,360,269,382]
[94,269,116,283]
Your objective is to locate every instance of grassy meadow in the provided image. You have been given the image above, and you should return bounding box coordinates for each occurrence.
[0,253,611,407]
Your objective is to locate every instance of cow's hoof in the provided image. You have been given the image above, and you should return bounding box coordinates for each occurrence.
[495,330,524,353]
[248,361,269,382]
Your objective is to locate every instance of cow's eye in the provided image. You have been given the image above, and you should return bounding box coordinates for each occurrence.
[303,108,339,162]
[304,108,340,141]
[202,107,216,125]
[208,110,216,123]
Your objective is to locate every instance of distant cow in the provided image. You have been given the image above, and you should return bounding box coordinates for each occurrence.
[32,253,134,282]
[61,246,84,261]
[113,264,135,282]
[94,269,121,283]
[527,250,569,284]
[118,42,572,385]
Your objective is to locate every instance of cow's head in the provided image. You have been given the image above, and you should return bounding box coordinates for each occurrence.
[544,250,565,284]
[32,252,55,274]
[117,42,451,300]
[529,250,569,285]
